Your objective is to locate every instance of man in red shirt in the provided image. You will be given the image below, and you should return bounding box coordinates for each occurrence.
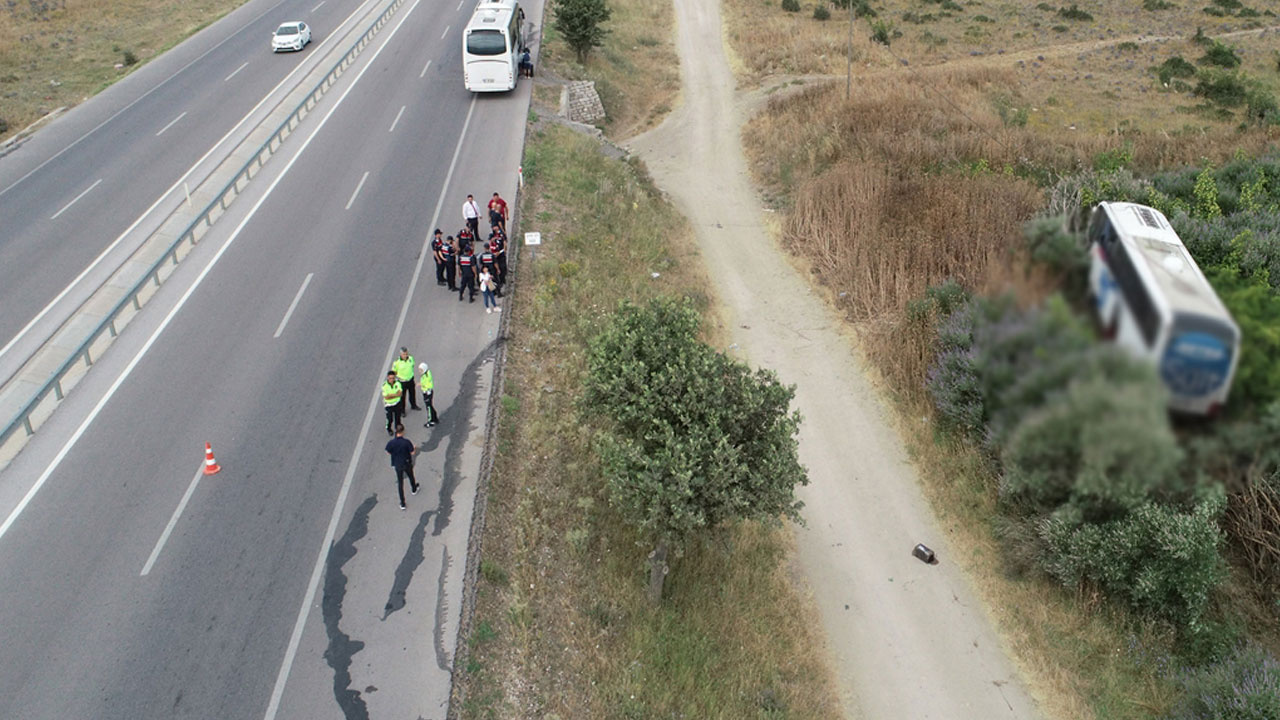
[488,192,508,235]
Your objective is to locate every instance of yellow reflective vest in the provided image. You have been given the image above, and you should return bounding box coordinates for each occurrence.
[393,355,415,382]
[381,380,402,406]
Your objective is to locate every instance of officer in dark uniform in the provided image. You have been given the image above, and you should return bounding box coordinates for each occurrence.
[489,227,508,295]
[478,243,497,297]
[431,229,446,286]
[458,226,474,250]
[457,242,477,303]
[441,236,458,291]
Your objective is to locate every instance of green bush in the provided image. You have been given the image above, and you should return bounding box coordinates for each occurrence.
[1023,216,1089,302]
[1002,368,1185,522]
[1038,492,1227,628]
[1142,0,1176,9]
[1194,69,1248,108]
[813,4,830,19]
[1157,56,1197,85]
[781,0,800,12]
[1205,266,1280,411]
[1168,644,1280,720]
[1244,85,1280,126]
[1198,41,1242,68]
[870,18,895,45]
[1057,3,1094,20]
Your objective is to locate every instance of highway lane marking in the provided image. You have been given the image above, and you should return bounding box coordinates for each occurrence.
[313,0,326,10]
[273,273,314,338]
[262,28,477,720]
[155,111,188,137]
[420,59,431,78]
[0,0,412,551]
[441,24,450,39]
[456,0,464,9]
[345,170,370,210]
[140,468,204,576]
[0,0,385,368]
[225,62,249,81]
[49,178,102,220]
[389,105,406,132]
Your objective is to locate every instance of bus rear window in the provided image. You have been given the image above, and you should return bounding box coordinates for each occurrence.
[466,30,506,56]
[1161,316,1235,398]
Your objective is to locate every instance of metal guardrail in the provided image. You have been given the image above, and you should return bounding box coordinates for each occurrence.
[0,0,408,463]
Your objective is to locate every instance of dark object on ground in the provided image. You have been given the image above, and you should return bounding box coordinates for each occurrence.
[912,543,937,564]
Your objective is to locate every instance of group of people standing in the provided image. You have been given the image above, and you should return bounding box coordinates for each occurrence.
[381,193,513,510]
[437,193,510,313]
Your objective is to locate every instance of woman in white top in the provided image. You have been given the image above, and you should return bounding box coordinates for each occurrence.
[479,268,500,313]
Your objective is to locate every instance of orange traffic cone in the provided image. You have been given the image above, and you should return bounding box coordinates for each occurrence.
[203,442,222,476]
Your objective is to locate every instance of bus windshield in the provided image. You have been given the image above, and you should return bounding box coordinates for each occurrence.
[466,29,507,56]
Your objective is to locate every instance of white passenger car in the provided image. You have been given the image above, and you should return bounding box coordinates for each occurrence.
[272,21,311,52]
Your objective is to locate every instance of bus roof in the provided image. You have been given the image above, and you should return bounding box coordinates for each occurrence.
[1098,201,1236,325]
[465,0,518,32]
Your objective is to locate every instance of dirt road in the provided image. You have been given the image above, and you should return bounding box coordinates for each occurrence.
[626,0,1044,716]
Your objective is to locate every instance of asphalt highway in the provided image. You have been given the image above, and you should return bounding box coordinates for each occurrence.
[0,0,388,381]
[0,0,536,715]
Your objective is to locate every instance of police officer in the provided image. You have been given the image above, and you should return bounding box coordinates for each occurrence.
[441,236,458,291]
[431,229,446,286]
[458,225,474,250]
[478,243,497,296]
[489,228,507,295]
[381,371,403,436]
[420,362,438,427]
[457,242,477,303]
[393,347,420,412]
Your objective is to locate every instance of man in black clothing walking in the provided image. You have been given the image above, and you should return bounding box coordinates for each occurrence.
[384,424,420,510]
[457,243,477,303]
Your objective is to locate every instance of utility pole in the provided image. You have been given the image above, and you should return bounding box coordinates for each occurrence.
[846,0,854,101]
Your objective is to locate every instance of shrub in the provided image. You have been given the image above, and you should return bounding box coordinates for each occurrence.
[1244,85,1280,126]
[870,18,895,45]
[813,4,830,20]
[1001,366,1185,522]
[1157,56,1197,85]
[781,0,800,11]
[830,0,875,15]
[1023,215,1089,301]
[1194,69,1248,108]
[122,49,138,66]
[1038,491,1227,628]
[1168,644,1280,720]
[1198,41,1242,68]
[1205,267,1280,411]
[1192,26,1212,46]
[1057,3,1094,21]
[1143,0,1176,8]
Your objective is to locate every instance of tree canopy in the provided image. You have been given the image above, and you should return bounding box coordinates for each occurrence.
[553,0,612,63]
[584,298,808,600]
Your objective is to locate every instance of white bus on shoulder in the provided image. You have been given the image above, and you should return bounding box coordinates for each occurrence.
[463,0,525,92]
[1087,201,1240,416]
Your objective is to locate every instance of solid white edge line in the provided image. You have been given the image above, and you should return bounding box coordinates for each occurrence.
[49,178,102,220]
[140,467,205,576]
[389,105,406,133]
[420,59,431,78]
[441,24,450,39]
[345,170,370,210]
[260,94,478,720]
[225,61,250,81]
[155,111,188,137]
[273,272,314,338]
[0,0,417,549]
[0,0,384,366]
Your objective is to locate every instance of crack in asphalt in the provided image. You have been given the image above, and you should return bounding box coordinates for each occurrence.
[322,495,376,720]
[419,339,498,537]
[382,509,435,620]
[433,545,452,671]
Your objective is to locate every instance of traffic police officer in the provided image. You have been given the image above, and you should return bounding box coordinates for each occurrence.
[381,371,403,435]
[393,347,420,413]
[420,362,438,427]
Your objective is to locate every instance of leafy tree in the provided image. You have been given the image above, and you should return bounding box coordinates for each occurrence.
[585,298,808,601]
[553,0,612,63]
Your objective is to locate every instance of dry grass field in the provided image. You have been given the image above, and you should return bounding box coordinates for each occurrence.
[733,2,1280,718]
[0,0,247,141]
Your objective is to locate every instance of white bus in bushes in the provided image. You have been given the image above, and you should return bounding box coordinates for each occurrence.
[1087,201,1240,416]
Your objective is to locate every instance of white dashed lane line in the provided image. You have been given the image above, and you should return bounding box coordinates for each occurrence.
[441,25,450,39]
[49,178,102,220]
[389,105,406,133]
[420,59,431,78]
[225,62,249,81]
[155,111,188,137]
[345,170,370,210]
[274,273,314,338]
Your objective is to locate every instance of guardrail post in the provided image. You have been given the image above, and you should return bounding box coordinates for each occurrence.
[54,379,64,401]
[109,319,118,338]
[23,417,33,436]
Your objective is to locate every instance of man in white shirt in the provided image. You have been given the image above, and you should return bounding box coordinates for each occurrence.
[462,194,481,238]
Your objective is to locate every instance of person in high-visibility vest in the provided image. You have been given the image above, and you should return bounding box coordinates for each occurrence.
[381,371,403,436]
[421,362,438,428]
[393,347,420,413]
